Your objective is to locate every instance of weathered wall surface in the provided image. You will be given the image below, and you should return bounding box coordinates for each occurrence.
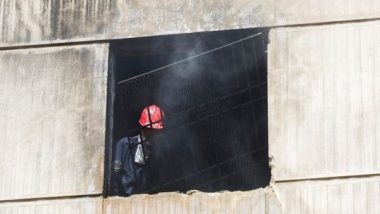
[104,189,281,214]
[0,44,109,201]
[274,176,380,214]
[268,19,380,213]
[269,20,380,181]
[1,0,380,48]
[0,197,103,214]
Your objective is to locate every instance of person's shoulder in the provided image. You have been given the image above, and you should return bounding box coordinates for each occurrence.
[128,135,140,144]
[116,135,139,145]
[115,137,130,145]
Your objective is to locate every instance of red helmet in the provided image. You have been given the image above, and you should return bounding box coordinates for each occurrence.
[139,105,164,129]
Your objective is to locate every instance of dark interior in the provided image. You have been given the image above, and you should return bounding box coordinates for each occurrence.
[108,28,270,195]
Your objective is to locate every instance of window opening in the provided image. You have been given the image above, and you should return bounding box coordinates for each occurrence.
[106,28,269,196]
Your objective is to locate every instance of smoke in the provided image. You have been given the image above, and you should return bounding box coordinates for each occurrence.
[112,28,270,194]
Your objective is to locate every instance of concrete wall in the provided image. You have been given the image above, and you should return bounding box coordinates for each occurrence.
[269,20,380,181]
[0,197,103,214]
[268,20,380,213]
[1,0,380,48]
[104,189,281,214]
[0,190,280,214]
[0,44,109,201]
[275,176,380,214]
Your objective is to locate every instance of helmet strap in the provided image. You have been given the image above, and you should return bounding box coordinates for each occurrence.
[147,105,152,129]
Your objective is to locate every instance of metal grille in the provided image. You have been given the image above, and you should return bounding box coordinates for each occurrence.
[114,32,269,194]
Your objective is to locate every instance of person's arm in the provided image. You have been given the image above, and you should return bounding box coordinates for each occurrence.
[113,138,126,173]
[113,137,139,196]
[112,138,128,196]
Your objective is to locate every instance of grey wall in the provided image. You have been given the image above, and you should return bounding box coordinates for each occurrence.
[0,44,109,200]
[0,0,380,48]
[268,20,380,213]
[275,176,380,213]
[269,20,380,181]
[0,197,103,214]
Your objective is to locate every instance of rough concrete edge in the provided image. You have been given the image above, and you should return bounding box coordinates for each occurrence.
[265,185,283,213]
[102,187,284,214]
[105,188,267,200]
[268,183,284,213]
[266,24,286,213]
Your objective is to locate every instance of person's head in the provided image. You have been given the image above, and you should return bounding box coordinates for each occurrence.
[139,104,164,141]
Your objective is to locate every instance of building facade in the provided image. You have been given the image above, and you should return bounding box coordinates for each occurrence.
[0,0,380,213]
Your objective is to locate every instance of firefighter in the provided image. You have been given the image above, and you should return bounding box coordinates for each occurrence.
[112,104,164,196]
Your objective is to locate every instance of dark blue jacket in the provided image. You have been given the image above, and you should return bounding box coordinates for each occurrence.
[112,135,147,196]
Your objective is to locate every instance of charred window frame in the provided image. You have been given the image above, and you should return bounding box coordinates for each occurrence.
[104,28,270,197]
